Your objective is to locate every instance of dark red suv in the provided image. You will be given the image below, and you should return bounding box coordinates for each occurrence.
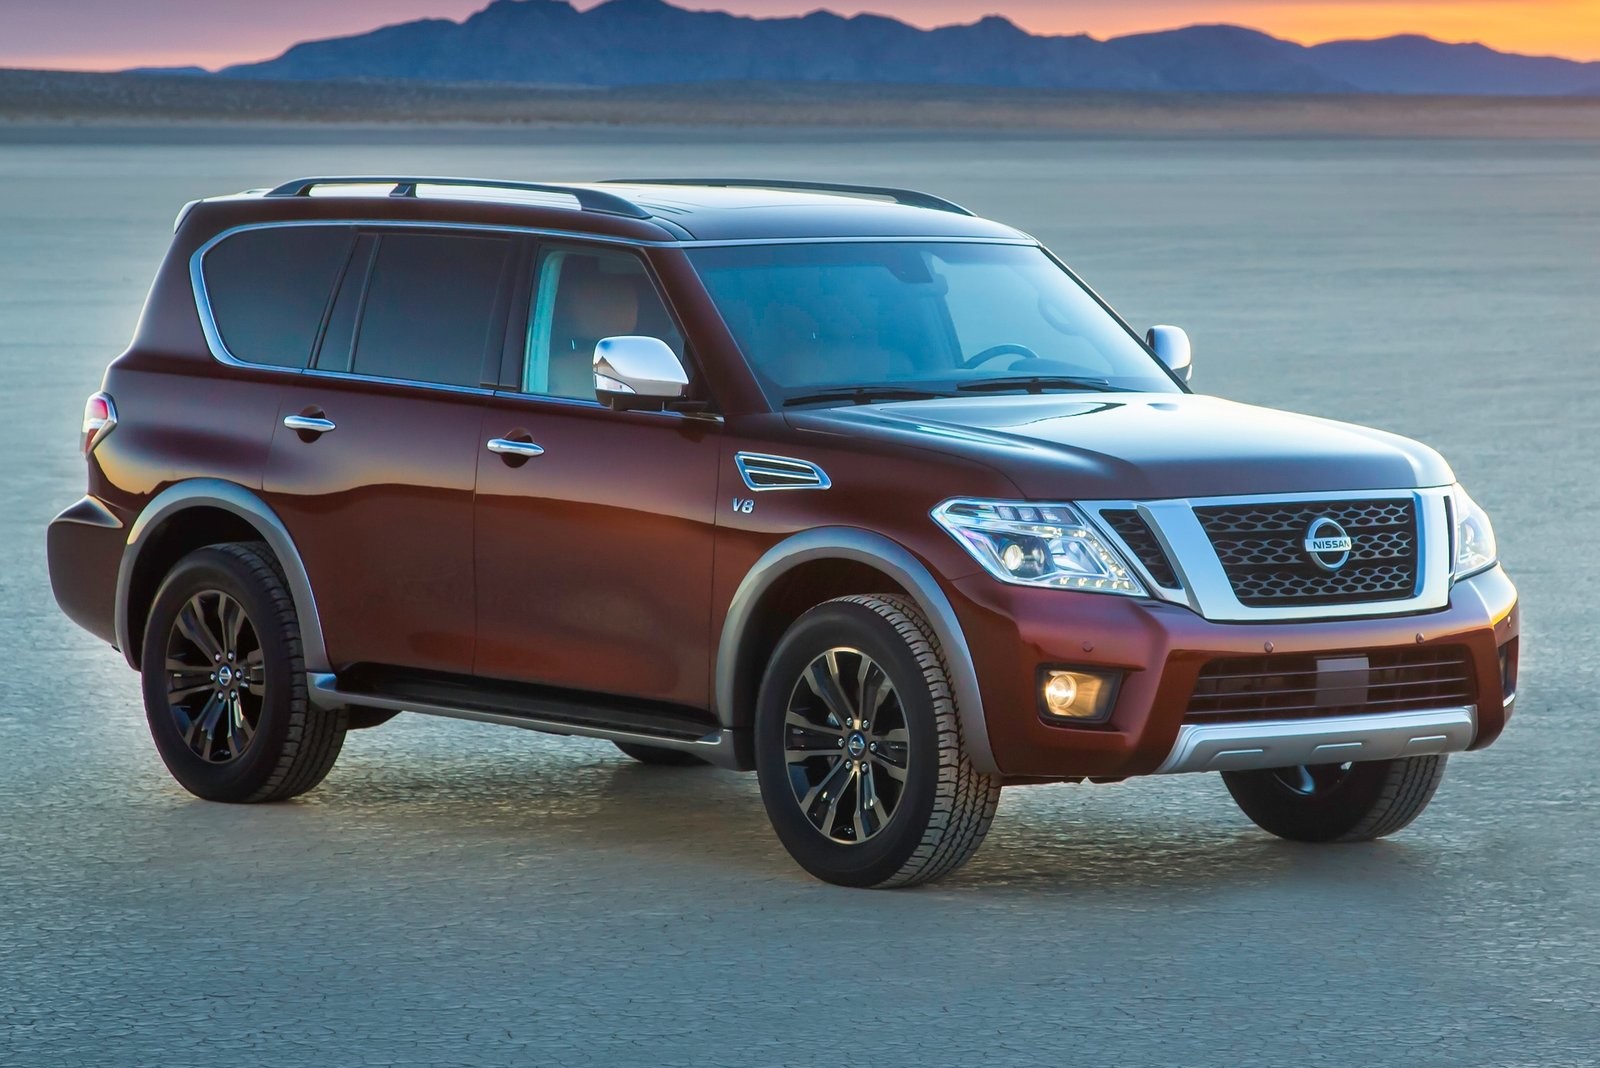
[48,176,1519,887]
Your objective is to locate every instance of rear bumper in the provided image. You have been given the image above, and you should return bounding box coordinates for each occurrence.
[47,495,125,649]
[949,565,1519,780]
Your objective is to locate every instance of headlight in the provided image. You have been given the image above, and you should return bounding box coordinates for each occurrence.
[1451,484,1498,580]
[933,499,1147,595]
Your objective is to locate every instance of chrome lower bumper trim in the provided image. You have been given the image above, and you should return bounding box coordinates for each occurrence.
[1154,705,1476,775]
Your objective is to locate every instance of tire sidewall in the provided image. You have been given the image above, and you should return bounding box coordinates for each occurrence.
[1223,760,1402,842]
[755,600,941,887]
[141,548,301,802]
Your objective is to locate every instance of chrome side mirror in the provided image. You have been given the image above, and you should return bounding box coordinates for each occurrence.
[1147,325,1192,382]
[594,336,689,410]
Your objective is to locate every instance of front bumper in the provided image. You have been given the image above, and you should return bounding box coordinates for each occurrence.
[949,565,1519,780]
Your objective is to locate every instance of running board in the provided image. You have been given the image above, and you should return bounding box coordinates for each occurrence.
[307,670,743,769]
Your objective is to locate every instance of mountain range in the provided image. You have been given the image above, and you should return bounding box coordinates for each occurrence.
[211,0,1600,97]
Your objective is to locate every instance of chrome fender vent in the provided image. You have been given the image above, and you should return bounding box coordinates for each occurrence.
[734,452,831,492]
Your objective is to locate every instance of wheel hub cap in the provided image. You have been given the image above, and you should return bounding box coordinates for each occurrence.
[163,589,265,765]
[782,647,911,845]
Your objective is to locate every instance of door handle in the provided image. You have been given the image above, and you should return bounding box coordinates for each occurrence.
[486,438,545,458]
[284,415,337,434]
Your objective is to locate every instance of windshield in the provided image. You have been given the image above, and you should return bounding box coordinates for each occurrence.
[688,242,1179,405]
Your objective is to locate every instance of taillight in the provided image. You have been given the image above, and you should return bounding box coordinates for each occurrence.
[81,392,117,456]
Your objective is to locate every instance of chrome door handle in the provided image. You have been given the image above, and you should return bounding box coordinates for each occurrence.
[486,438,545,458]
[283,415,336,434]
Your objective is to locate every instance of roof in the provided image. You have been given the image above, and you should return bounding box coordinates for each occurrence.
[597,181,1028,242]
[217,176,1032,244]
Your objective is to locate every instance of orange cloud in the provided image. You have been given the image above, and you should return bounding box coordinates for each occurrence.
[1110,1,1600,59]
[695,0,1600,62]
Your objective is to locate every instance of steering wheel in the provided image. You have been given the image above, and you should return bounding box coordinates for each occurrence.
[963,343,1040,370]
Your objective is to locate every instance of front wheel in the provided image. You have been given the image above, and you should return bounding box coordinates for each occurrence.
[755,594,1001,888]
[1222,755,1447,843]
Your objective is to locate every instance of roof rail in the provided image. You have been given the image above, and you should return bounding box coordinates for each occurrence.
[604,178,974,217]
[263,176,654,220]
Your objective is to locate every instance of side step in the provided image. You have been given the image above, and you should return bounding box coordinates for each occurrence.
[307,667,744,769]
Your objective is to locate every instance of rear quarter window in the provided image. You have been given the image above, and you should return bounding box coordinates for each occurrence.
[201,227,353,368]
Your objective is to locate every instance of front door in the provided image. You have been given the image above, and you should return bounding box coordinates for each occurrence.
[473,242,720,707]
[263,228,519,675]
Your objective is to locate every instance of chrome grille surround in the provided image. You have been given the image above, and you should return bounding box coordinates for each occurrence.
[1080,487,1453,622]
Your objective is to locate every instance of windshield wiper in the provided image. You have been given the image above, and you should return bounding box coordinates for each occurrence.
[955,376,1122,394]
[783,385,950,407]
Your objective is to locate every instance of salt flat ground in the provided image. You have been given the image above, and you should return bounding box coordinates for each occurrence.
[1,128,1596,1066]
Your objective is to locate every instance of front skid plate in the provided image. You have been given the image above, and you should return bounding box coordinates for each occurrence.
[1154,706,1475,774]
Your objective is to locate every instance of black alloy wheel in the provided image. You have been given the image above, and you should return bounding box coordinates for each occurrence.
[755,595,1002,888]
[781,646,910,845]
[141,542,346,803]
[163,590,266,764]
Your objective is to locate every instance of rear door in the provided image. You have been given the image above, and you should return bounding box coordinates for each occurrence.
[262,227,521,676]
[472,241,721,707]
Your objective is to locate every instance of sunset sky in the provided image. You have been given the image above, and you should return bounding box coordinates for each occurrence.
[6,0,1599,71]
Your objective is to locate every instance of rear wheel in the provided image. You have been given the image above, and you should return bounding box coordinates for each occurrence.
[141,542,346,803]
[755,594,1001,888]
[1222,755,1447,843]
[613,741,707,766]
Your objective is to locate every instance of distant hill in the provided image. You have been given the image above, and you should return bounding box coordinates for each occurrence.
[125,66,212,78]
[1308,35,1600,95]
[212,0,1600,96]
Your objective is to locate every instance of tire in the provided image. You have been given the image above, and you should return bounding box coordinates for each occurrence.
[1222,755,1447,843]
[754,594,1002,888]
[140,542,347,803]
[614,740,708,766]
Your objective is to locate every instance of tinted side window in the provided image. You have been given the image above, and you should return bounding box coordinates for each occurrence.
[203,227,352,368]
[523,247,685,399]
[350,233,512,387]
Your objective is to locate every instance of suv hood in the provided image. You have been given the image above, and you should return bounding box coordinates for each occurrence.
[787,393,1453,500]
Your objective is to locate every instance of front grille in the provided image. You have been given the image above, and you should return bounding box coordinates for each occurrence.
[1100,509,1180,588]
[1185,645,1476,723]
[1194,498,1418,607]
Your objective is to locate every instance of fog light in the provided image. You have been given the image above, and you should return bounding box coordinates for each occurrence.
[1044,672,1078,711]
[1039,668,1119,722]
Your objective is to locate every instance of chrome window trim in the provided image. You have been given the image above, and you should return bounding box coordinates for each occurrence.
[190,220,1032,391]
[303,367,496,397]
[191,221,532,395]
[1078,487,1453,622]
[675,236,1036,248]
[488,388,709,425]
